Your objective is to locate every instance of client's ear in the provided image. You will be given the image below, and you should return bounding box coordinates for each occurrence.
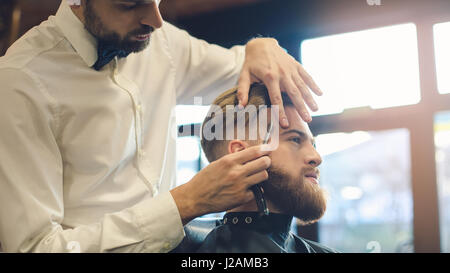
[228,140,250,154]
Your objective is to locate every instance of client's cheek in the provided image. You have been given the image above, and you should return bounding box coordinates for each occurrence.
[268,154,288,169]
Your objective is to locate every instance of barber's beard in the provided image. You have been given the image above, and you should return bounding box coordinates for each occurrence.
[84,2,152,53]
[262,166,327,225]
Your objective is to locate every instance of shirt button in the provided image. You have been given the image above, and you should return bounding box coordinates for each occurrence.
[44,236,53,245]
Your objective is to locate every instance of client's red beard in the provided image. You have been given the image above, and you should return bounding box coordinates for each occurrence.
[262,166,327,225]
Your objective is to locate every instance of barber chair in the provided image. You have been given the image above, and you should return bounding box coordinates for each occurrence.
[170,217,221,253]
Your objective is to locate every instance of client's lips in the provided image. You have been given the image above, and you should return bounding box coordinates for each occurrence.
[304,171,319,184]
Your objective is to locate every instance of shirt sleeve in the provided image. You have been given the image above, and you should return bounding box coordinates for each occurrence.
[161,22,246,105]
[0,68,184,253]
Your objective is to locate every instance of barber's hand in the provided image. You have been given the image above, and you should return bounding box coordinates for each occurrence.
[237,38,323,126]
[170,145,271,225]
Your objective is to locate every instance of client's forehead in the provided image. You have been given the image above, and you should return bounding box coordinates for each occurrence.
[279,107,312,138]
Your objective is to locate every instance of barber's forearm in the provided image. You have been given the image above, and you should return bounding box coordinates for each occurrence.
[2,192,184,253]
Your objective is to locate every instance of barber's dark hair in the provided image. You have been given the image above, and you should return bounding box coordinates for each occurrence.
[200,83,293,162]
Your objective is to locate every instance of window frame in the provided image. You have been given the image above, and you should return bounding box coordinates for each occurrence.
[305,15,450,253]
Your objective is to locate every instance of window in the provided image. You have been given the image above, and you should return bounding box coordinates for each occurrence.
[175,105,210,127]
[316,128,413,252]
[301,23,421,116]
[176,136,202,186]
[435,111,450,252]
[175,105,210,186]
[434,22,450,94]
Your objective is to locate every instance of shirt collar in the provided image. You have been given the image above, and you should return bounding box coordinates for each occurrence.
[222,212,295,250]
[54,0,98,67]
[222,212,293,235]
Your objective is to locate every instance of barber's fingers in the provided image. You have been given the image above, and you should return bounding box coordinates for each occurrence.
[237,69,251,107]
[229,145,271,165]
[265,76,289,128]
[292,73,318,112]
[297,63,323,96]
[241,155,271,177]
[282,76,312,123]
[242,170,269,187]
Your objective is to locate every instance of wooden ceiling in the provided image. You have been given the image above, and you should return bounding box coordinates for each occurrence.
[159,0,269,20]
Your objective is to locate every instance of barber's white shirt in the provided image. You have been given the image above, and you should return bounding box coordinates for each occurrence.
[0,0,245,252]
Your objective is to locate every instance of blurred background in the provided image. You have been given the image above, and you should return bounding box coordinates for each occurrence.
[1,0,449,253]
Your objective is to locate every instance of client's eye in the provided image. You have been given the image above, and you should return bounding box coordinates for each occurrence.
[118,3,137,10]
[289,137,302,144]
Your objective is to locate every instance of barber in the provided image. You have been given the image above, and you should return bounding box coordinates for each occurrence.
[0,0,322,252]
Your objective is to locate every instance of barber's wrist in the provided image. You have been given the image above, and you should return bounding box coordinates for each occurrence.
[170,182,203,226]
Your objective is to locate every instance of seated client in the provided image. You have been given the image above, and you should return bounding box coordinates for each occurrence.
[194,83,337,253]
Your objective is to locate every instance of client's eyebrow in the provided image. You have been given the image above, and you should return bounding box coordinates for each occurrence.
[281,129,316,147]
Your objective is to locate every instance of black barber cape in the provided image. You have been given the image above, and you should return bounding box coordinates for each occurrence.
[195,212,337,253]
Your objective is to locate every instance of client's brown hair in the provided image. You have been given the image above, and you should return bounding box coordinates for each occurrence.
[200,83,293,162]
